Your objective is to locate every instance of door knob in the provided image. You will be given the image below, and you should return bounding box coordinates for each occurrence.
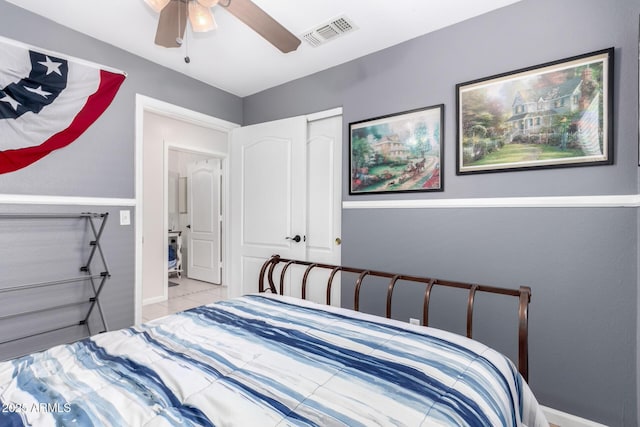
[335,237,342,245]
[286,235,302,243]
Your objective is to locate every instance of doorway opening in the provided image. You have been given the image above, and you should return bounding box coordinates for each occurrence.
[135,94,239,325]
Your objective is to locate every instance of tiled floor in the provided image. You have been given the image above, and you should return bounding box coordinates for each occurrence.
[142,277,227,323]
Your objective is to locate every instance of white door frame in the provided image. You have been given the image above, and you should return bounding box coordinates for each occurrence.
[135,94,239,325]
[164,142,226,291]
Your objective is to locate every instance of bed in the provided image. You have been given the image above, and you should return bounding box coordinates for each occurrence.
[0,255,549,427]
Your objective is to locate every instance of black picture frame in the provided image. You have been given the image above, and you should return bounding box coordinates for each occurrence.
[349,105,444,195]
[456,48,614,175]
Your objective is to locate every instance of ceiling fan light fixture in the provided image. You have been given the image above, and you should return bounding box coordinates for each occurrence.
[189,1,217,32]
[144,0,170,13]
[196,0,220,8]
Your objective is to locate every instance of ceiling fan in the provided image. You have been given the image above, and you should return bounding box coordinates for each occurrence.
[143,0,301,53]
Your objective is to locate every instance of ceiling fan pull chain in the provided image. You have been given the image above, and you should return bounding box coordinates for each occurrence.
[184,15,191,63]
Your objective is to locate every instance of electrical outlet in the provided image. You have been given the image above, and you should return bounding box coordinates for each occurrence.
[119,210,131,226]
[409,318,421,326]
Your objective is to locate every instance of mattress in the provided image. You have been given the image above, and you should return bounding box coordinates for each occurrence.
[0,294,549,426]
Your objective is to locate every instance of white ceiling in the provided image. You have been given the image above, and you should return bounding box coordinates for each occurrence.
[6,0,521,97]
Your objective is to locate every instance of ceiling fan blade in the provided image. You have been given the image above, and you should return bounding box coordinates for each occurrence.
[154,0,188,48]
[222,0,301,53]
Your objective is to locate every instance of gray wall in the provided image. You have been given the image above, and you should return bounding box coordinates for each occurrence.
[243,0,639,425]
[0,1,242,355]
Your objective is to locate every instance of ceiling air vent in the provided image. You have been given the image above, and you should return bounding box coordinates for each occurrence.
[301,15,358,48]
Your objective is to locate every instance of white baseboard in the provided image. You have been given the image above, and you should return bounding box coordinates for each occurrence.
[541,406,608,427]
[142,295,167,306]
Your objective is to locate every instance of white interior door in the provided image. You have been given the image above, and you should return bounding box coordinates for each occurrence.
[230,116,307,297]
[187,159,221,283]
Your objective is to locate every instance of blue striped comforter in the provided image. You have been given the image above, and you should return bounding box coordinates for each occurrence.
[0,294,548,426]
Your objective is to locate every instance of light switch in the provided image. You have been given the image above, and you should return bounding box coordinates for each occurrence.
[119,210,131,226]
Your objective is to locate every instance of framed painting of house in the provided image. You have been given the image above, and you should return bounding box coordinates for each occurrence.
[456,48,613,175]
[349,105,444,195]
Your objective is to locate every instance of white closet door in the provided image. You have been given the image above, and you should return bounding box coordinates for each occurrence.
[305,114,342,305]
[230,111,343,300]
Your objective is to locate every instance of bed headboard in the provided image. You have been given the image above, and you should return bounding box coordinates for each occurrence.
[258,254,532,382]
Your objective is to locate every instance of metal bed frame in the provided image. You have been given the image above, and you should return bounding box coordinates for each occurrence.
[0,212,111,347]
[259,254,532,382]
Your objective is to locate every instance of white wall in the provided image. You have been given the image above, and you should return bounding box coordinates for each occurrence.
[142,111,229,303]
